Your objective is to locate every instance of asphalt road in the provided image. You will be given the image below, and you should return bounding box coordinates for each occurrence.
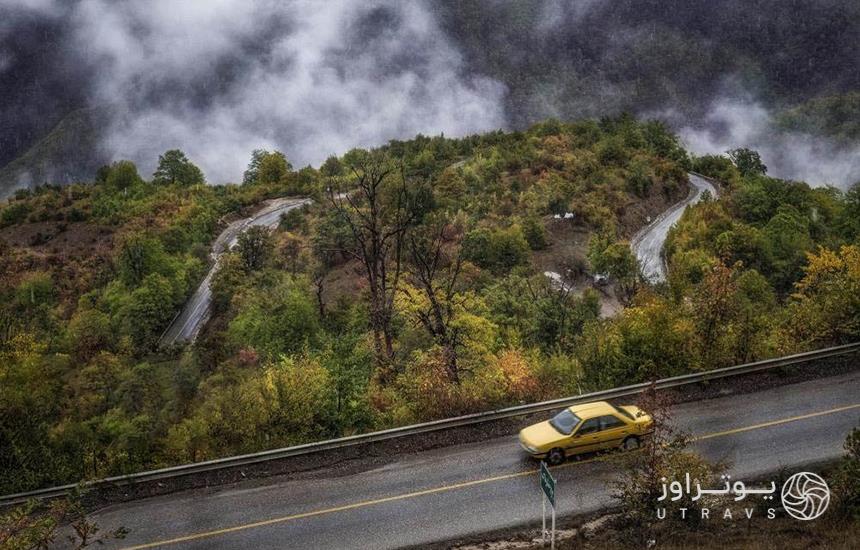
[158,197,310,346]
[631,173,717,283]
[83,371,860,550]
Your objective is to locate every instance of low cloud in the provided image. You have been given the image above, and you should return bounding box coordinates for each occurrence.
[1,0,857,190]
[676,98,860,188]
[71,0,507,182]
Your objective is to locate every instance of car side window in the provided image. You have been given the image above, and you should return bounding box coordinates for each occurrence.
[577,418,600,435]
[599,415,625,430]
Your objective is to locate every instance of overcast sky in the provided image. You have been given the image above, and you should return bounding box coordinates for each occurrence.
[1,0,857,187]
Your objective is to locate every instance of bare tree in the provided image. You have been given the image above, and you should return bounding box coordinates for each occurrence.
[405,222,463,383]
[312,265,326,319]
[327,152,413,376]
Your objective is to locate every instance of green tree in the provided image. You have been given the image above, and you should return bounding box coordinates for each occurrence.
[577,296,696,389]
[320,155,343,177]
[14,272,54,310]
[626,157,654,198]
[316,334,374,432]
[236,226,274,271]
[0,334,62,494]
[257,151,291,185]
[242,149,266,185]
[95,164,112,184]
[124,274,176,351]
[521,216,548,250]
[727,147,767,177]
[105,160,142,192]
[588,235,639,301]
[152,149,205,186]
[115,234,171,287]
[531,286,600,352]
[210,252,245,312]
[243,150,291,185]
[763,205,813,293]
[692,154,738,183]
[13,272,55,334]
[462,225,530,274]
[642,120,689,165]
[227,276,320,358]
[838,183,860,241]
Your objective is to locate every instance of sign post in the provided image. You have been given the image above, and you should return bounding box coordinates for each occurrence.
[539,461,556,549]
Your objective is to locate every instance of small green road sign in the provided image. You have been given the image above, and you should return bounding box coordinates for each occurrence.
[540,461,556,507]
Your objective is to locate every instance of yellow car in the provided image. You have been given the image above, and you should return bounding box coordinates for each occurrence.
[519,401,653,464]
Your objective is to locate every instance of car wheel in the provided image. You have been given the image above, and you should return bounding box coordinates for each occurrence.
[547,448,565,465]
[622,436,640,451]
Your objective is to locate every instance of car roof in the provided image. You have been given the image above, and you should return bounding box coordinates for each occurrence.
[567,401,617,417]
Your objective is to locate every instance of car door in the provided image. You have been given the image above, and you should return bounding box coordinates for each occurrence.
[566,417,602,455]
[594,414,631,450]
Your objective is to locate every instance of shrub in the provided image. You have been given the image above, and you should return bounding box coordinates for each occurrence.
[462,225,530,274]
[611,387,723,543]
[227,276,320,358]
[834,426,860,517]
[521,216,548,250]
[165,355,333,461]
[0,201,32,227]
[66,308,113,361]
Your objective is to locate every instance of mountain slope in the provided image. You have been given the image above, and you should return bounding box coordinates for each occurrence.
[0,107,106,198]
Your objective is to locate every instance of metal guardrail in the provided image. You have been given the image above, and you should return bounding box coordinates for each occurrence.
[2,342,858,506]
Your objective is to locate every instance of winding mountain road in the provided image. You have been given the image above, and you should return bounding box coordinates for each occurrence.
[631,174,717,283]
[163,169,709,345]
[158,197,310,346]
[84,371,860,549]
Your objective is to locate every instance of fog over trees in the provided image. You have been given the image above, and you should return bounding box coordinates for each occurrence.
[0,0,858,193]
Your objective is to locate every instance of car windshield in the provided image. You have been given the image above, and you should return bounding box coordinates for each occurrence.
[549,409,581,435]
[611,404,635,420]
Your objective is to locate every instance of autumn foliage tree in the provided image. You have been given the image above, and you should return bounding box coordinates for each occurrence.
[326,151,414,376]
[612,384,723,544]
[4,115,855,498]
[691,261,740,368]
[786,245,860,347]
[404,219,463,382]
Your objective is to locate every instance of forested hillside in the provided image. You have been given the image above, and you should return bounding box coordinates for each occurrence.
[438,0,860,123]
[1,117,858,495]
